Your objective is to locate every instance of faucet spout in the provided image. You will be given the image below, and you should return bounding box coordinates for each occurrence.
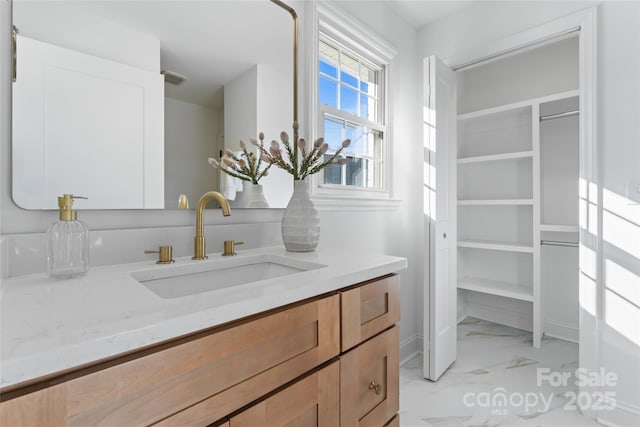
[193,191,231,260]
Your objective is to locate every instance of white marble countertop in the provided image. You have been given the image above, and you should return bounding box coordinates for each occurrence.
[0,246,407,390]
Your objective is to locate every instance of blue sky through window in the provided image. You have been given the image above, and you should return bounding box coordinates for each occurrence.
[319,54,377,120]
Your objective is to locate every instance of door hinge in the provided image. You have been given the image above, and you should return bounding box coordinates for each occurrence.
[12,25,18,82]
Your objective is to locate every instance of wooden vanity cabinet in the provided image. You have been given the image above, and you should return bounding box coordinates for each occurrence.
[0,274,401,427]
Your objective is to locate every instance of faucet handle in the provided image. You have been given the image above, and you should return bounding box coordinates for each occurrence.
[222,240,244,256]
[145,245,175,264]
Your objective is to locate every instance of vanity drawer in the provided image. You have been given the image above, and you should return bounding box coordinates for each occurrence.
[228,361,339,427]
[341,275,400,351]
[340,325,399,427]
[1,295,340,427]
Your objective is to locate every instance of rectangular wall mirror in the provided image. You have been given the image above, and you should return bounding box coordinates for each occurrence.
[12,0,294,210]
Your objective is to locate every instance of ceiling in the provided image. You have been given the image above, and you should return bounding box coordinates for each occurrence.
[386,0,475,29]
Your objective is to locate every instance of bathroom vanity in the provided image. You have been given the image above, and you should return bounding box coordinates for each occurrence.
[0,247,406,426]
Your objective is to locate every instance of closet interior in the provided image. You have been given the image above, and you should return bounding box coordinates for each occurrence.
[455,35,580,348]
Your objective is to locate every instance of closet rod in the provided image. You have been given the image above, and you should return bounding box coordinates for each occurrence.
[452,27,580,71]
[540,240,579,248]
[540,110,579,121]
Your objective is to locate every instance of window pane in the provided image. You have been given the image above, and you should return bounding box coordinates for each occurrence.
[319,40,339,66]
[346,124,365,154]
[319,77,337,108]
[368,131,376,156]
[360,94,369,120]
[360,64,377,96]
[341,53,359,87]
[346,157,364,187]
[340,84,358,115]
[341,70,358,88]
[324,117,343,150]
[319,58,338,78]
[323,155,342,184]
[365,95,377,121]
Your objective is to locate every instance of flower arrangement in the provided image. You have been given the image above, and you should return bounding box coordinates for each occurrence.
[208,140,272,185]
[251,121,350,180]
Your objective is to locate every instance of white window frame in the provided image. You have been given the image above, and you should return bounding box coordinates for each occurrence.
[307,2,399,210]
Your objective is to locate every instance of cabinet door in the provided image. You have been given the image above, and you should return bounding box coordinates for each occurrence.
[340,326,399,427]
[229,361,339,427]
[341,275,400,351]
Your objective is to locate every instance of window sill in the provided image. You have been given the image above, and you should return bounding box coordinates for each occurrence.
[311,194,402,211]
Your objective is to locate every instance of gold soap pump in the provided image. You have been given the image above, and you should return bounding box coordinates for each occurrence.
[47,194,89,279]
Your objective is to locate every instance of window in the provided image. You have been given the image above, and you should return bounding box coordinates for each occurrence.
[310,5,396,208]
[318,38,385,191]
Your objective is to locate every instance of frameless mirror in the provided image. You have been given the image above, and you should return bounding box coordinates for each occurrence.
[12,0,294,210]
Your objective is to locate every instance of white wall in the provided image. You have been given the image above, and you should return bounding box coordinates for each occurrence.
[457,36,579,113]
[596,2,640,425]
[164,98,221,208]
[224,66,258,154]
[419,1,640,424]
[256,64,294,208]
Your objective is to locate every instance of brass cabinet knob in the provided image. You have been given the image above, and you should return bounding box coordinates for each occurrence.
[145,246,175,264]
[368,381,382,395]
[222,240,244,256]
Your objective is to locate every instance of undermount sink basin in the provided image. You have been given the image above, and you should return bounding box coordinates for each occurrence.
[131,254,325,299]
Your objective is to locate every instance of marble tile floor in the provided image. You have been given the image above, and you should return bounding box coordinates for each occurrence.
[399,317,604,427]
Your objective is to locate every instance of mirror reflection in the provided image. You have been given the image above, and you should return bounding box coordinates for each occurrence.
[12,0,293,210]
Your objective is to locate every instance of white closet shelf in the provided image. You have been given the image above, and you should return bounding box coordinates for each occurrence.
[540,224,579,232]
[457,239,534,253]
[458,277,534,302]
[458,103,530,122]
[458,151,533,164]
[458,90,580,122]
[458,199,534,206]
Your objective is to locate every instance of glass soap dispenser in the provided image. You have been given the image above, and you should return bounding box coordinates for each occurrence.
[47,194,89,279]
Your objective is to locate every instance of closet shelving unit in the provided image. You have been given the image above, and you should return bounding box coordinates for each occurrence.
[456,89,579,347]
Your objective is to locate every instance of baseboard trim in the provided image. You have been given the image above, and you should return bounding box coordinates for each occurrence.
[466,301,580,342]
[399,334,422,366]
[544,319,579,343]
[466,301,533,332]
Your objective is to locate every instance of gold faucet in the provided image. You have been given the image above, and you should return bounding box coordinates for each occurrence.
[193,191,231,260]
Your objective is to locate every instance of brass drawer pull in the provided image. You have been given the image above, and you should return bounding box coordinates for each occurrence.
[368,381,382,395]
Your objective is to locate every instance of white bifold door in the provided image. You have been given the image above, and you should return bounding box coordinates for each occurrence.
[423,56,457,381]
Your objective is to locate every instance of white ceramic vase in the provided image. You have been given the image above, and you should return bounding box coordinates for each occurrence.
[281,179,320,252]
[236,181,269,208]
